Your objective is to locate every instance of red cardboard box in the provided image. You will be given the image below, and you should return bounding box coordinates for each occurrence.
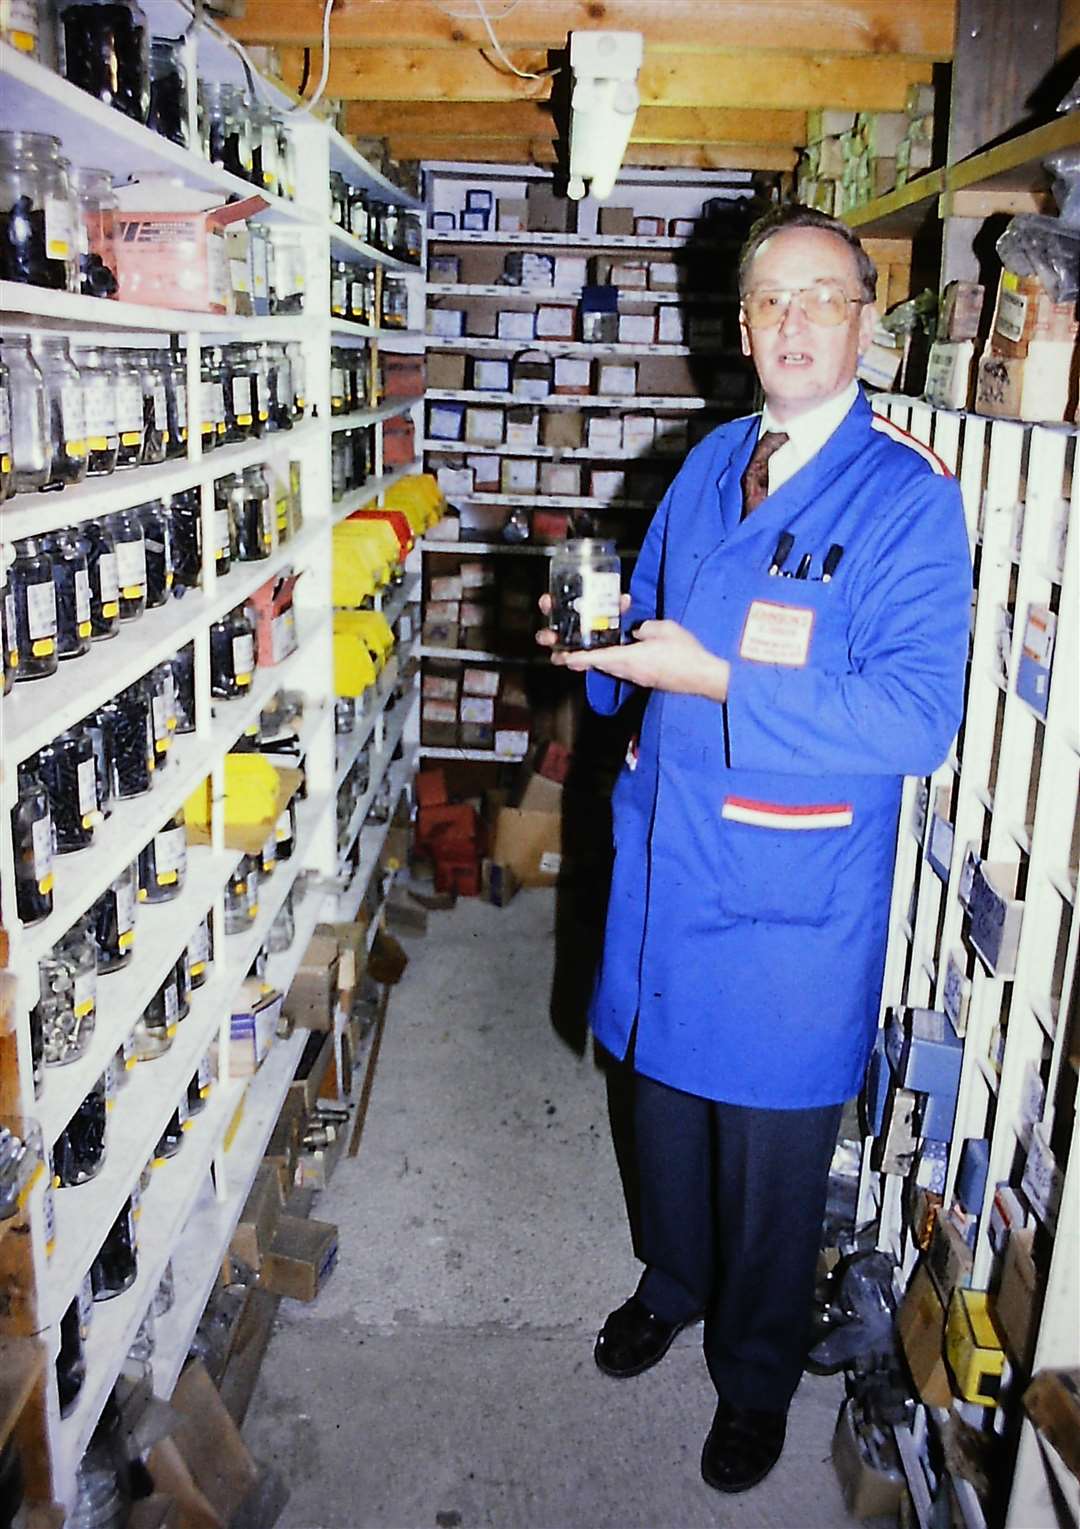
[382,413,416,466]
[114,183,266,313]
[382,354,426,397]
[416,802,481,849]
[415,769,450,808]
[247,572,299,667]
[536,739,572,783]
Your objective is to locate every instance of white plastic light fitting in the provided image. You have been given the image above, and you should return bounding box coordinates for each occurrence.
[566,30,644,202]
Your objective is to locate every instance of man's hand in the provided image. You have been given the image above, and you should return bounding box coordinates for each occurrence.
[536,596,729,701]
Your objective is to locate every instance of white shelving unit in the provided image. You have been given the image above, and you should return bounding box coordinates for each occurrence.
[417,160,754,766]
[0,30,424,1511]
[856,397,1079,1529]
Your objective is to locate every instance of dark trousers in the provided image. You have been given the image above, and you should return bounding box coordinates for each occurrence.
[633,1071,842,1413]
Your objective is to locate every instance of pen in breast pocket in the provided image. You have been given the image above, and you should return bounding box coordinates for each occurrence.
[794,552,812,580]
[822,544,845,582]
[768,531,795,576]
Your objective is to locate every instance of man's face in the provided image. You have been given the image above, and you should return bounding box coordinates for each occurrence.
[738,227,877,420]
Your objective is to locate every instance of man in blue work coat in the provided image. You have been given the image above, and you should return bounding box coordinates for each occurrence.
[538,205,971,1494]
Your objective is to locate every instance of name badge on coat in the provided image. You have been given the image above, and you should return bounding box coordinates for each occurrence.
[739,600,814,666]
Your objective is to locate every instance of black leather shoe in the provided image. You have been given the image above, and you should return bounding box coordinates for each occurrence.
[701,1399,787,1493]
[594,1295,699,1378]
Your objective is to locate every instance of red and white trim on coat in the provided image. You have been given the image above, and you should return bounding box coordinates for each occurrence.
[721,796,854,830]
[869,414,952,477]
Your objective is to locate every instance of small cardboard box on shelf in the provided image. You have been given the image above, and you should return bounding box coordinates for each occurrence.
[283,934,339,1032]
[428,353,468,392]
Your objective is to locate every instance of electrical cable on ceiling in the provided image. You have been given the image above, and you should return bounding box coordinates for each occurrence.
[292,0,335,112]
[428,0,558,81]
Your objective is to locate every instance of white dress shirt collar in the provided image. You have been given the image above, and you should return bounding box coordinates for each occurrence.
[759,380,860,493]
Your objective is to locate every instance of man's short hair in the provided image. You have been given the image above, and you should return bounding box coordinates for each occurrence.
[738,205,878,304]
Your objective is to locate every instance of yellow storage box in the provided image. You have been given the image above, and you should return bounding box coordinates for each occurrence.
[185,756,303,853]
[946,1288,1005,1407]
[333,630,378,697]
[334,609,394,667]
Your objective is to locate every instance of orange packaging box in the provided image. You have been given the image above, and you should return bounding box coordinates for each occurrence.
[114,179,266,313]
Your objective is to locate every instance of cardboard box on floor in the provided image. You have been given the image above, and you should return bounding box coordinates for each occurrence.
[147,1362,258,1528]
[230,1162,284,1271]
[260,1214,339,1301]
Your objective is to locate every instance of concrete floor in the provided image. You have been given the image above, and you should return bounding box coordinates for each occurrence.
[244,889,862,1529]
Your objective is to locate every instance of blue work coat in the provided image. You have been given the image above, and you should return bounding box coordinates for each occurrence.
[586,389,971,1108]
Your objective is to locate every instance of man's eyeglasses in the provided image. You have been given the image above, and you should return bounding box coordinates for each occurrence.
[741,280,867,330]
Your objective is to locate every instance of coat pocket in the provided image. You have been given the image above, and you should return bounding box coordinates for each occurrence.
[715,795,853,926]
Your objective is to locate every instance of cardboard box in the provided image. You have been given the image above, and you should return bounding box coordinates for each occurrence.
[618,312,657,345]
[283,934,339,1031]
[596,361,637,396]
[657,307,686,344]
[637,353,698,396]
[927,1214,974,1305]
[831,1399,905,1520]
[466,453,501,492]
[503,250,555,288]
[553,357,591,395]
[436,465,474,499]
[992,1227,1038,1368]
[512,352,553,401]
[1016,602,1056,718]
[230,1162,283,1271]
[587,415,623,453]
[463,666,500,697]
[497,309,536,342]
[150,1362,258,1525]
[875,1084,918,1174]
[465,407,505,447]
[648,260,680,290]
[427,353,468,392]
[955,1137,990,1215]
[288,1028,336,1117]
[230,982,282,1076]
[113,182,265,313]
[494,707,531,759]
[497,197,528,232]
[599,206,635,236]
[553,254,588,289]
[428,253,460,284]
[939,281,985,342]
[992,270,1079,357]
[430,210,456,231]
[460,208,489,232]
[989,1183,1029,1254]
[590,468,626,502]
[532,508,569,542]
[968,860,1024,976]
[1021,1119,1065,1232]
[459,694,495,724]
[534,304,575,340]
[924,340,975,410]
[1023,1370,1080,1480]
[526,184,576,233]
[610,260,649,288]
[470,357,512,394]
[481,858,521,907]
[505,406,540,447]
[897,1264,952,1407]
[500,457,538,495]
[634,214,665,237]
[429,399,466,439]
[976,343,1078,424]
[540,461,582,496]
[465,304,498,338]
[492,806,562,885]
[260,1213,339,1301]
[541,408,584,449]
[885,1007,964,1098]
[429,307,466,338]
[946,1288,1005,1406]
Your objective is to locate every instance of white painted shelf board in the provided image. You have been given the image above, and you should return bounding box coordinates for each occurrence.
[448,492,654,510]
[418,645,545,665]
[334,676,397,792]
[419,537,558,556]
[424,334,734,359]
[328,130,424,209]
[0,281,309,338]
[0,44,320,227]
[425,283,732,307]
[428,229,734,251]
[329,224,420,272]
[0,419,325,542]
[421,439,678,463]
[419,746,526,762]
[426,388,721,410]
[331,319,422,342]
[376,570,421,628]
[330,397,424,432]
[38,847,239,1148]
[331,462,424,524]
[336,694,417,872]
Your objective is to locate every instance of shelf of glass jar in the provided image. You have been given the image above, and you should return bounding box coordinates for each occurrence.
[425,336,737,359]
[0,334,311,538]
[336,689,417,874]
[332,462,424,527]
[0,280,311,336]
[424,387,723,411]
[2,469,317,761]
[40,786,331,1329]
[338,742,419,923]
[426,283,735,308]
[422,438,686,464]
[0,42,321,226]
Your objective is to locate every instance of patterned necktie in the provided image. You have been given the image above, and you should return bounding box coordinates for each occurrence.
[740,429,790,518]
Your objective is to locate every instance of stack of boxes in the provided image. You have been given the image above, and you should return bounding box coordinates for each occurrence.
[421,659,532,758]
[413,768,486,895]
[795,86,936,215]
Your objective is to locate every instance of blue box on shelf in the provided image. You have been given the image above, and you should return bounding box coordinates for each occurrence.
[919,1087,957,1144]
[428,400,467,441]
[955,1137,991,1215]
[885,1007,964,1099]
[862,1028,890,1136]
[1015,603,1056,719]
[461,208,491,232]
[466,188,494,212]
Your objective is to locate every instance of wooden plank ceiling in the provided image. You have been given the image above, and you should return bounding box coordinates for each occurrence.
[227,0,956,173]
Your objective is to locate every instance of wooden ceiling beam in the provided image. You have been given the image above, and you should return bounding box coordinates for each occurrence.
[384,137,798,172]
[279,46,934,110]
[228,0,955,59]
[345,101,808,148]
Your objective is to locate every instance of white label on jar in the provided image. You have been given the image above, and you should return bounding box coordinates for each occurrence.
[214,507,230,554]
[5,589,16,654]
[350,280,365,314]
[31,812,53,881]
[232,375,252,421]
[74,567,91,626]
[27,579,57,639]
[275,806,292,844]
[271,608,296,663]
[151,692,168,742]
[211,381,225,424]
[99,550,119,606]
[117,876,136,944]
[60,381,85,450]
[576,569,622,636]
[0,392,10,458]
[155,825,187,881]
[164,980,178,1024]
[189,919,210,967]
[42,1171,56,1257]
[5,0,38,46]
[197,1052,213,1090]
[44,195,72,259]
[83,378,114,443]
[152,381,167,430]
[103,1059,116,1108]
[330,364,345,401]
[115,537,146,591]
[77,1272,93,1333]
[233,632,255,681]
[331,276,346,313]
[175,380,188,429]
[116,376,143,435]
[77,755,97,816]
[73,968,96,1019]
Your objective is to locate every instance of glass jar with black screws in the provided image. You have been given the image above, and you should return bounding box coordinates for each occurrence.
[0,351,14,504]
[111,348,145,468]
[79,518,120,639]
[87,863,137,973]
[40,529,91,661]
[133,347,169,464]
[56,0,150,122]
[199,80,251,181]
[136,500,173,607]
[72,346,119,476]
[106,508,146,621]
[10,536,58,680]
[164,349,188,458]
[137,810,187,903]
[53,1074,108,1187]
[187,911,213,988]
[56,1290,89,1417]
[220,345,252,442]
[170,643,196,733]
[548,538,623,651]
[214,474,241,576]
[237,464,275,562]
[199,347,224,452]
[101,681,155,797]
[0,131,78,291]
[90,1198,137,1299]
[36,726,101,853]
[210,607,255,699]
[148,660,177,763]
[29,334,87,490]
[70,165,119,298]
[12,758,54,924]
[1,547,17,695]
[148,35,190,148]
[82,708,114,823]
[2,336,49,492]
[168,489,202,592]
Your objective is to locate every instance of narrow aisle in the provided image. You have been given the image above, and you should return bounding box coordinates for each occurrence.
[244,891,853,1529]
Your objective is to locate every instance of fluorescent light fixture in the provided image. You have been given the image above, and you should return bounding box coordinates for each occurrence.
[566,30,644,202]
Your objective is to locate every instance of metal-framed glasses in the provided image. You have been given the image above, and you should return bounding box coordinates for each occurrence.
[741,280,866,330]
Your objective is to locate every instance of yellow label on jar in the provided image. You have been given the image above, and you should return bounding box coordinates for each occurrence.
[157,869,178,885]
[1,453,11,472]
[102,601,119,618]
[236,671,252,686]
[39,872,54,894]
[119,929,134,950]
[74,999,94,1018]
[249,903,259,919]
[87,435,108,451]
[121,584,142,600]
[77,621,91,638]
[166,1023,178,1038]
[11,29,35,50]
[31,637,54,657]
[120,431,141,446]
[190,960,206,977]
[9,647,19,667]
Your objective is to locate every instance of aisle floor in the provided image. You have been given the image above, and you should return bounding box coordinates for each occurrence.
[244,890,861,1529]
